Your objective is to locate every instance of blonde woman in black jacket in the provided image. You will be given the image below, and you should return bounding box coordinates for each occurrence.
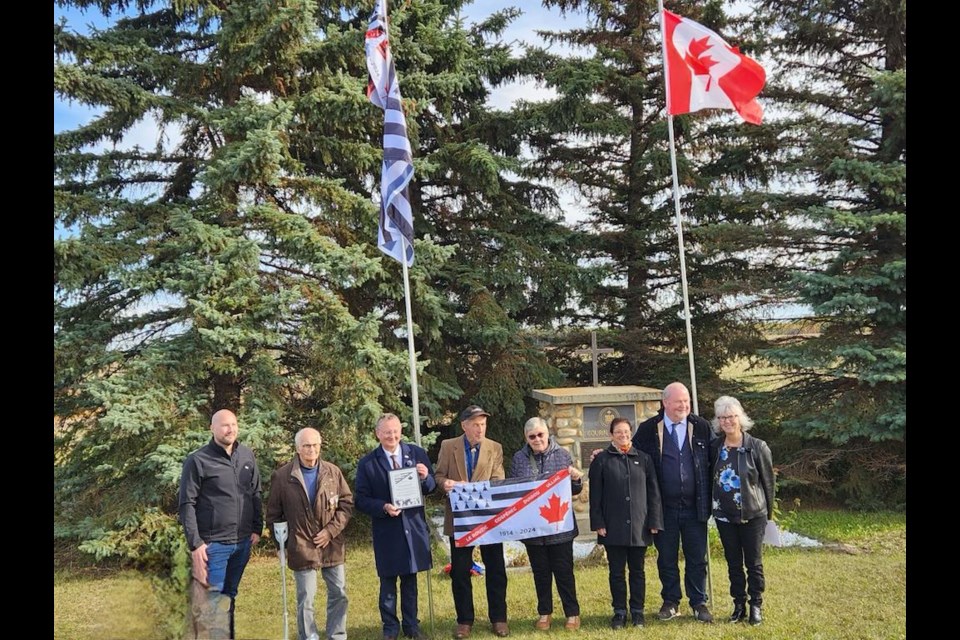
[709,396,775,627]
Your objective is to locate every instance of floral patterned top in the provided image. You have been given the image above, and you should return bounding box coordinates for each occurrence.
[712,444,743,523]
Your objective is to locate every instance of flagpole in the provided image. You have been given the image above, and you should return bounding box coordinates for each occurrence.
[399,235,435,637]
[657,0,700,417]
[665,115,700,417]
[658,0,713,608]
[400,240,422,448]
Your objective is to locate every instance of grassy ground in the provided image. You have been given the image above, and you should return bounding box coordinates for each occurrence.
[54,567,166,640]
[54,509,905,640]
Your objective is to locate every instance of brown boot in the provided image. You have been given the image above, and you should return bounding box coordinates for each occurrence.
[453,623,472,639]
[535,615,551,630]
[564,616,581,630]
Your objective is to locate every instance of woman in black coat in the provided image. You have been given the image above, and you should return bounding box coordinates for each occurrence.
[710,395,775,627]
[588,417,663,629]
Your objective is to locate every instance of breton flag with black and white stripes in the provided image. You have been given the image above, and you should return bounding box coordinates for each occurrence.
[451,468,574,547]
[365,0,415,266]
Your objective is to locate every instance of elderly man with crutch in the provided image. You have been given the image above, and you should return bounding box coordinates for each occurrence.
[267,427,354,640]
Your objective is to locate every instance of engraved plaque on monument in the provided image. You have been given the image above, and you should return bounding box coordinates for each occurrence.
[579,404,638,468]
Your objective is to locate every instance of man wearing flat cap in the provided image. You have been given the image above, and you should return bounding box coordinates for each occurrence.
[434,405,509,639]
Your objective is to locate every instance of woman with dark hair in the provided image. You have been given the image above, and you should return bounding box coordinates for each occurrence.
[509,417,584,631]
[710,395,775,626]
[588,417,663,629]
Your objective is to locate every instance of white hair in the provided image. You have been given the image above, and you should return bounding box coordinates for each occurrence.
[523,416,549,436]
[294,427,321,447]
[376,413,402,431]
[711,396,755,433]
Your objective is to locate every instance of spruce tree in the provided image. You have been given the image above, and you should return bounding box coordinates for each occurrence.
[753,0,905,505]
[54,0,421,553]
[755,0,906,438]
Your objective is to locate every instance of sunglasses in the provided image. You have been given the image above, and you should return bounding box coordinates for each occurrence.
[527,432,548,440]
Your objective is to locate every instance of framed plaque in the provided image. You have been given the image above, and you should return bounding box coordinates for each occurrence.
[389,467,424,509]
[582,404,638,439]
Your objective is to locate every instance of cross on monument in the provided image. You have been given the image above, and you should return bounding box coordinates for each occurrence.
[573,330,614,387]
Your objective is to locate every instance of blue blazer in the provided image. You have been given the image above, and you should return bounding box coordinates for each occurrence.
[355,442,437,577]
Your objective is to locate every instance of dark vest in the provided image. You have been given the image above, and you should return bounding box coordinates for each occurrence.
[661,423,696,510]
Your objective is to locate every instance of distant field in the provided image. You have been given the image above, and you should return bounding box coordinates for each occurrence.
[716,319,821,392]
[719,356,791,392]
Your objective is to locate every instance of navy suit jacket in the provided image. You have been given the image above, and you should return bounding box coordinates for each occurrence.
[355,442,437,577]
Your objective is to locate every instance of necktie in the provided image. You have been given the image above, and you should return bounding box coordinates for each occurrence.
[392,454,400,470]
[467,446,478,479]
[674,423,684,450]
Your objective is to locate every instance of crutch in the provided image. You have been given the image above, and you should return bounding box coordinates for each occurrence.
[273,521,290,640]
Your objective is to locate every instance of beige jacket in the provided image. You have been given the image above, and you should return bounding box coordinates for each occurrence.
[434,435,504,536]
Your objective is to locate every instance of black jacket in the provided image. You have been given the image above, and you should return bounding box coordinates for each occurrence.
[633,412,713,522]
[710,432,775,521]
[178,439,263,550]
[588,444,664,547]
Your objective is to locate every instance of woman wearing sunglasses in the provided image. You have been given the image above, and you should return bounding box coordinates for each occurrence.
[508,417,584,631]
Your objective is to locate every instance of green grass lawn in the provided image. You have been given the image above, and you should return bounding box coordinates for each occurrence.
[54,510,905,640]
[54,568,166,640]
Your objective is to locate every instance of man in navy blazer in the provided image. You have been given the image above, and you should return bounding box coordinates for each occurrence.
[355,413,437,640]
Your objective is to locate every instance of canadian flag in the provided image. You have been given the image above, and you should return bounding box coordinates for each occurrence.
[662,9,765,124]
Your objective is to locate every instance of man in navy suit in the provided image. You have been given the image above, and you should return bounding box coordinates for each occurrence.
[355,413,437,640]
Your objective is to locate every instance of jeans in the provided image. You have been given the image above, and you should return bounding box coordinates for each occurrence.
[449,540,508,624]
[604,545,647,615]
[525,542,580,616]
[205,538,253,598]
[200,539,252,639]
[294,564,348,640]
[654,506,708,607]
[379,573,420,637]
[716,517,766,606]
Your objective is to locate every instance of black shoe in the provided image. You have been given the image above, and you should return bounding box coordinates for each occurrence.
[631,613,645,627]
[610,613,626,629]
[749,605,763,626]
[692,603,714,624]
[730,603,747,623]
[657,602,680,621]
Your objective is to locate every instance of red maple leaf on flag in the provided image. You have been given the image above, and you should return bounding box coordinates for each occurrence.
[539,493,569,530]
[684,36,719,90]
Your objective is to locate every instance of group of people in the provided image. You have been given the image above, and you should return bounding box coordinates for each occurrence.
[587,382,775,630]
[177,381,775,640]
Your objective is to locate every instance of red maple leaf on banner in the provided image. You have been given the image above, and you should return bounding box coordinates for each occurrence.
[684,35,719,90]
[539,493,569,529]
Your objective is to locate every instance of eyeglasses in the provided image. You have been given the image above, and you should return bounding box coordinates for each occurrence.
[527,432,548,440]
[716,415,738,422]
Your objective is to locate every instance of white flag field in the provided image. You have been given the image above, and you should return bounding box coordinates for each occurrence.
[451,468,574,547]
